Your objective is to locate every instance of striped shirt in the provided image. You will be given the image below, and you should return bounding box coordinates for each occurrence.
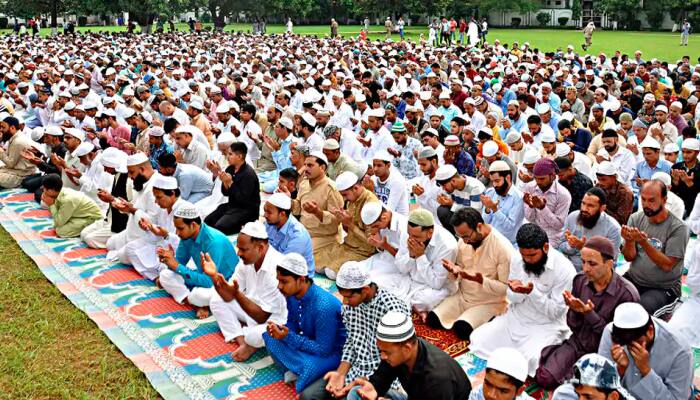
[448,175,485,212]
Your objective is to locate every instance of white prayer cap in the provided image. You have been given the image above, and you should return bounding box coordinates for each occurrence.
[540,131,556,143]
[278,117,293,130]
[190,101,204,111]
[438,91,451,100]
[64,128,85,141]
[45,126,64,136]
[309,151,328,166]
[654,104,668,114]
[652,171,672,186]
[323,139,340,151]
[335,171,359,191]
[682,138,700,151]
[560,111,575,122]
[148,126,165,137]
[536,103,551,114]
[595,161,617,176]
[640,136,661,149]
[126,152,149,166]
[103,108,117,118]
[435,164,458,181]
[376,311,415,343]
[153,175,178,190]
[72,141,95,157]
[216,131,236,145]
[556,143,572,157]
[373,150,394,162]
[122,108,136,119]
[278,252,308,276]
[173,203,200,220]
[267,192,292,210]
[100,148,127,173]
[487,348,529,382]
[355,93,367,103]
[64,101,76,111]
[216,103,230,114]
[483,140,499,157]
[31,127,45,142]
[613,302,649,330]
[523,149,541,164]
[336,261,371,289]
[123,87,135,97]
[361,201,383,225]
[489,160,510,173]
[102,96,115,105]
[664,143,680,154]
[368,108,386,118]
[419,91,431,101]
[240,221,269,240]
[444,135,460,147]
[301,112,316,127]
[670,101,683,110]
[505,131,521,145]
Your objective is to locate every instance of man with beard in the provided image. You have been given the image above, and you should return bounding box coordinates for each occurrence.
[0,116,37,189]
[411,147,443,224]
[105,153,162,262]
[535,236,639,390]
[597,303,692,400]
[595,161,634,226]
[481,161,525,246]
[596,129,636,185]
[81,148,131,249]
[621,180,689,317]
[470,223,576,378]
[428,207,514,341]
[523,158,571,247]
[559,188,621,272]
[555,157,593,214]
[500,100,527,139]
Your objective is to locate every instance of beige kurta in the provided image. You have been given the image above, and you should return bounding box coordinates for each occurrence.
[433,229,513,329]
[0,133,37,188]
[192,113,214,149]
[292,176,344,270]
[322,189,379,272]
[256,124,278,173]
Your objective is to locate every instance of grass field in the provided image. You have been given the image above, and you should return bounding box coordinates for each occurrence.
[4,23,698,61]
[0,226,160,399]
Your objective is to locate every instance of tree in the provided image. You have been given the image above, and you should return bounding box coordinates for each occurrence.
[477,0,539,13]
[595,0,638,29]
[571,0,581,26]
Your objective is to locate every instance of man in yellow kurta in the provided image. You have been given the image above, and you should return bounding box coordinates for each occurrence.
[290,152,344,274]
[428,207,514,341]
[319,171,379,279]
[42,173,103,238]
[0,116,36,188]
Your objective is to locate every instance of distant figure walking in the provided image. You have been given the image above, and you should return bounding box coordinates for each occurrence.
[582,21,595,51]
[681,19,691,46]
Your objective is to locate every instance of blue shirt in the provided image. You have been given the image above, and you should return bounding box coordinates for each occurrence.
[482,185,525,245]
[149,141,173,169]
[271,137,293,171]
[174,163,215,203]
[496,90,517,114]
[266,216,316,276]
[501,114,527,138]
[632,159,672,190]
[452,149,475,177]
[174,223,237,288]
[437,104,461,131]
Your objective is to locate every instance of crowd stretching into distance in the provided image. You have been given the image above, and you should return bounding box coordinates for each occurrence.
[0,29,699,400]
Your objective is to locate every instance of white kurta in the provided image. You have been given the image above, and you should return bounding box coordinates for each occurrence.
[372,169,409,216]
[210,246,288,346]
[78,154,114,215]
[412,174,442,226]
[394,225,458,312]
[365,212,409,295]
[668,241,700,347]
[469,248,576,375]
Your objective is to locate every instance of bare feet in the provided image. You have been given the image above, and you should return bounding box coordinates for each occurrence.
[195,306,210,319]
[154,277,162,288]
[232,342,257,362]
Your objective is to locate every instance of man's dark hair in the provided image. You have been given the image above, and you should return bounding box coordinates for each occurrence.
[240,103,257,115]
[279,167,299,181]
[586,187,607,205]
[485,368,524,390]
[157,152,178,169]
[3,116,19,128]
[154,187,181,197]
[163,118,179,134]
[229,142,248,157]
[41,173,63,191]
[558,119,571,131]
[601,129,618,138]
[516,223,549,249]
[526,115,541,125]
[450,207,484,229]
[275,265,312,282]
[554,156,572,170]
[177,216,202,226]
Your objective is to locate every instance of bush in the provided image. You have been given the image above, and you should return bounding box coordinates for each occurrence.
[77,16,87,27]
[645,3,665,30]
[201,12,212,23]
[537,12,552,26]
[512,17,521,27]
[0,17,7,29]
[558,17,569,26]
[627,19,642,30]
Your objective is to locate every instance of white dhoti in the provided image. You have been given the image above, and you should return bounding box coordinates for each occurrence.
[210,293,269,347]
[81,219,113,249]
[365,255,412,299]
[470,312,570,376]
[158,269,213,307]
[195,180,226,217]
[123,241,162,281]
[668,298,700,347]
[406,283,451,313]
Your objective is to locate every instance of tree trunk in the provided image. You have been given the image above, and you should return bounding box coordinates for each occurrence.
[51,0,58,34]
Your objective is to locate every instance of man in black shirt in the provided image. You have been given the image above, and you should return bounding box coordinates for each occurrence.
[204,142,261,235]
[555,156,592,213]
[344,311,471,400]
[671,137,700,218]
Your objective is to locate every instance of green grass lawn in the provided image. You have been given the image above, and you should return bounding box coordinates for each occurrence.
[0,226,160,399]
[5,23,698,61]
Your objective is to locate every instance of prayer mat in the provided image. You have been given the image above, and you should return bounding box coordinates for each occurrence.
[2,187,698,400]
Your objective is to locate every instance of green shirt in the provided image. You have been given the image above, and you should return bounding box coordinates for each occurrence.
[48,188,103,238]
